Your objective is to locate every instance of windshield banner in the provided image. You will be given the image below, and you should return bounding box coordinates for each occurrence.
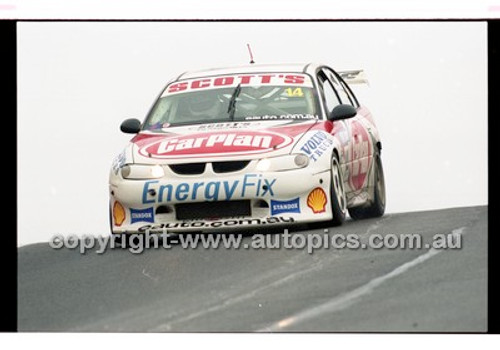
[162,73,314,96]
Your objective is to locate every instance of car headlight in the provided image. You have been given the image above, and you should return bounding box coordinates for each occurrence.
[121,164,165,179]
[256,154,310,172]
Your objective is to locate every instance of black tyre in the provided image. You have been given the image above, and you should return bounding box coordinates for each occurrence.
[108,203,113,234]
[329,155,347,226]
[348,153,386,220]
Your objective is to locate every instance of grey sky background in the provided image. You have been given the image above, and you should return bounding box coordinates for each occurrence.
[17,22,487,246]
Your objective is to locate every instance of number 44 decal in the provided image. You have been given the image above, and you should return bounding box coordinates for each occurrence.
[285,87,304,97]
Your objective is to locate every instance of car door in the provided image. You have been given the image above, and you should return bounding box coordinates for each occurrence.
[316,69,352,188]
[323,67,374,193]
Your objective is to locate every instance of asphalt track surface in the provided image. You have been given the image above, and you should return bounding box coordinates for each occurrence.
[18,206,487,332]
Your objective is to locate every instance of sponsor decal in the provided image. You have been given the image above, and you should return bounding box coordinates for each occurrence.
[307,187,327,214]
[139,130,292,159]
[284,87,304,97]
[349,121,372,191]
[244,114,318,121]
[147,122,171,131]
[130,207,155,224]
[112,150,126,175]
[270,198,301,215]
[142,174,277,204]
[113,201,126,226]
[193,122,254,130]
[138,216,295,232]
[164,74,312,95]
[300,131,334,162]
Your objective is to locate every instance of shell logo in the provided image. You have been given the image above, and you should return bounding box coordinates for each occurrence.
[307,187,327,214]
[113,201,126,227]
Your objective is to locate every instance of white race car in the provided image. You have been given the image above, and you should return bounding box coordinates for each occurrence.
[109,63,385,234]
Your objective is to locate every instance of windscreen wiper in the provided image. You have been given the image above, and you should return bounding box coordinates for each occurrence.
[227,83,241,121]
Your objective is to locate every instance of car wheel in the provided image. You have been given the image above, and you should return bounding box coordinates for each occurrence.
[348,153,386,220]
[108,202,113,234]
[329,155,347,226]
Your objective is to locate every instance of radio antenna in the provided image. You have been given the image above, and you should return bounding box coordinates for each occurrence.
[247,43,255,64]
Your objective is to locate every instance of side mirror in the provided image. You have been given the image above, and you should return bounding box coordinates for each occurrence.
[120,118,141,134]
[328,104,357,121]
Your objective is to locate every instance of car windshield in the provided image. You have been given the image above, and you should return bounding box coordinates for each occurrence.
[143,73,319,130]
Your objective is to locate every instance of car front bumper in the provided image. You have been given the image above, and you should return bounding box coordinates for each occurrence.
[109,168,333,233]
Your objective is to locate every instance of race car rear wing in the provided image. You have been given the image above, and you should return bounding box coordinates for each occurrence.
[338,70,369,85]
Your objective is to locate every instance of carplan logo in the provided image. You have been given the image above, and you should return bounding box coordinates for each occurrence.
[139,130,292,159]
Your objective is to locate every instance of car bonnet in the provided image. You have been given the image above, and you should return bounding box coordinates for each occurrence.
[129,119,319,164]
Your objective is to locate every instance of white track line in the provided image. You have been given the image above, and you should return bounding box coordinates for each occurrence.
[259,227,466,331]
[150,259,326,331]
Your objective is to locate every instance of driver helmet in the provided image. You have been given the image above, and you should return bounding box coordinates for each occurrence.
[188,92,222,118]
